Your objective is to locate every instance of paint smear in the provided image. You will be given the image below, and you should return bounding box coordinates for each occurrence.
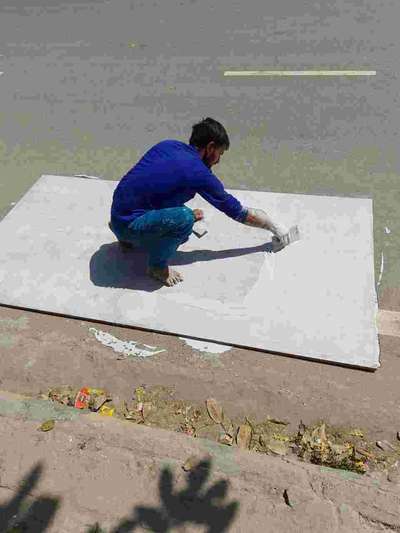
[88,327,166,358]
[180,337,232,354]
[377,252,384,287]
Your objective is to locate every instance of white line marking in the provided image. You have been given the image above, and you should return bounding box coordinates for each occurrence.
[224,70,376,77]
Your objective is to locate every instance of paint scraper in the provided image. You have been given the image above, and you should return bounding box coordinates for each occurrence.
[192,221,208,238]
[272,225,300,251]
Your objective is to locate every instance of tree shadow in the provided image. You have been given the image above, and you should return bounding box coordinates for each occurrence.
[109,458,239,533]
[90,240,274,293]
[1,458,238,532]
[0,462,60,532]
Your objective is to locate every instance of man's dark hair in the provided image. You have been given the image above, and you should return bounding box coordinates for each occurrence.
[189,117,230,150]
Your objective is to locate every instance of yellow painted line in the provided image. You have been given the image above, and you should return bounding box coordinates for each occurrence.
[377,309,400,337]
[224,70,376,77]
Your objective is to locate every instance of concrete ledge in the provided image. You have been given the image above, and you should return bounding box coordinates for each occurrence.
[0,390,399,532]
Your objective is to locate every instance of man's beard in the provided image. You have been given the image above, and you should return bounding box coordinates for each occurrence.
[202,155,211,168]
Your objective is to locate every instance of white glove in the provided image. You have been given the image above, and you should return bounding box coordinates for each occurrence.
[272,235,288,252]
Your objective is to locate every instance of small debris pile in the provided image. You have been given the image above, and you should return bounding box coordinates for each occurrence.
[294,422,368,473]
[42,385,400,474]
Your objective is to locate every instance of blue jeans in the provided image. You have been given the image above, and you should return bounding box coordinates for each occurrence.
[110,206,195,269]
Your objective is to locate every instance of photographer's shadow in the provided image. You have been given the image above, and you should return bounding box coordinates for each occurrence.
[90,240,274,293]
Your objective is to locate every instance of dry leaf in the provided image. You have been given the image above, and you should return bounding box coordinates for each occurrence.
[355,447,374,459]
[267,441,288,456]
[272,433,290,442]
[268,417,289,426]
[182,455,199,472]
[206,398,223,424]
[134,387,146,403]
[376,440,395,452]
[349,429,364,438]
[221,413,234,436]
[38,420,55,432]
[237,424,252,449]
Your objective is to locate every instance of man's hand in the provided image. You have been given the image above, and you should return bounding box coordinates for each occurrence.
[192,209,204,221]
[272,235,288,252]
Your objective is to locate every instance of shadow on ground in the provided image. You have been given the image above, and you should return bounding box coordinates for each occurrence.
[0,462,60,532]
[1,458,239,532]
[90,241,274,292]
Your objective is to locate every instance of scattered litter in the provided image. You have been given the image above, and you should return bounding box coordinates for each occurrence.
[296,422,367,473]
[180,337,232,355]
[99,405,115,417]
[385,227,391,234]
[74,387,91,409]
[206,398,223,424]
[48,387,76,406]
[38,420,55,432]
[88,327,166,359]
[92,394,108,412]
[42,386,393,475]
[237,424,252,449]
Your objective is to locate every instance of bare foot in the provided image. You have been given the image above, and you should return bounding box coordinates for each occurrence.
[147,266,184,287]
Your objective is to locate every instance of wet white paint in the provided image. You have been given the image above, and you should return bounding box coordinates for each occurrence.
[180,337,232,354]
[88,327,166,358]
[377,252,384,288]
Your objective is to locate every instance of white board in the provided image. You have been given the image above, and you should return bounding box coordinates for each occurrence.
[0,175,380,369]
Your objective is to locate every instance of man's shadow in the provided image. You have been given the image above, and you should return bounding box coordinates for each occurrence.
[90,241,275,293]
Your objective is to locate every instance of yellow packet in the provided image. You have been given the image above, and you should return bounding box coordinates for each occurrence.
[99,405,115,417]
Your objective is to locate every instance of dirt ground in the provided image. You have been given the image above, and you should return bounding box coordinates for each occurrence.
[0,286,399,444]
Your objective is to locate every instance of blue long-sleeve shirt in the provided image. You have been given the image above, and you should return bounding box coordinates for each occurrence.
[111,139,247,225]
